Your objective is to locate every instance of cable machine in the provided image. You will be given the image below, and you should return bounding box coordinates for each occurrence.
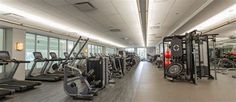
[163,30,218,84]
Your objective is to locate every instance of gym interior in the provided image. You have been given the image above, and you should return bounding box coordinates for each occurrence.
[0,0,236,102]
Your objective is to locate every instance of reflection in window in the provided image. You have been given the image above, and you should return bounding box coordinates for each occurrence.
[125,48,135,52]
[94,46,97,54]
[0,29,4,72]
[88,44,103,56]
[36,35,48,68]
[74,42,80,53]
[88,44,92,57]
[59,39,67,58]
[67,41,74,53]
[49,37,59,57]
[36,35,48,58]
[91,45,94,54]
[25,33,36,70]
[137,48,147,60]
[106,48,116,55]
[0,29,3,50]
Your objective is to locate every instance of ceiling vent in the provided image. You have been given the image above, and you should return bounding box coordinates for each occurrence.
[73,2,96,12]
[121,37,129,40]
[150,25,160,29]
[110,28,121,32]
[2,13,24,20]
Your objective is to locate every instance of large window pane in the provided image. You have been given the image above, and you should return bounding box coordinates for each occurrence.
[88,44,91,57]
[36,35,48,68]
[0,29,3,50]
[49,37,59,57]
[106,48,116,55]
[25,33,36,70]
[74,42,80,53]
[67,40,74,53]
[36,35,48,58]
[98,46,102,53]
[94,46,97,54]
[137,48,147,60]
[0,29,4,73]
[91,45,94,54]
[59,39,67,58]
[125,48,134,52]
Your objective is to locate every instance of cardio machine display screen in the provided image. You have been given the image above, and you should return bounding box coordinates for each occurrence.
[34,52,43,59]
[0,51,10,60]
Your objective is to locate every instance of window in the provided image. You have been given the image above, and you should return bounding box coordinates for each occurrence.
[25,33,36,70]
[106,48,116,55]
[88,44,103,56]
[49,38,59,57]
[125,48,135,52]
[25,32,80,69]
[88,44,92,57]
[137,48,147,60]
[98,46,102,53]
[0,29,4,72]
[74,42,80,53]
[59,39,67,58]
[0,29,3,50]
[36,35,48,58]
[67,40,74,53]
[36,35,48,68]
[94,46,97,54]
[91,45,94,54]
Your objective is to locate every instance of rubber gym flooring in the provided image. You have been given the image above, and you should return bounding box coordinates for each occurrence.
[3,62,236,102]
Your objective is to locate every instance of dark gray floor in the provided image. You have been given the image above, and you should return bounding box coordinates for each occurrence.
[3,62,144,102]
[3,62,236,102]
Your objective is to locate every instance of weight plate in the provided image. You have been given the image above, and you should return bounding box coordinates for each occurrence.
[166,63,183,77]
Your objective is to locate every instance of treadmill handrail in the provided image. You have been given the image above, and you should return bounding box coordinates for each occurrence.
[0,59,30,63]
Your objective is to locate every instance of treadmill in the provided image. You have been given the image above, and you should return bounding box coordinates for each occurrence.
[45,52,65,75]
[38,52,64,78]
[25,52,61,82]
[0,88,14,99]
[0,51,41,92]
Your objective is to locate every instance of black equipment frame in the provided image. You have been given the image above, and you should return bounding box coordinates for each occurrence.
[163,30,218,84]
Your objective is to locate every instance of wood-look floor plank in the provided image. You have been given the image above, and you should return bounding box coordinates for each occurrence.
[3,63,144,102]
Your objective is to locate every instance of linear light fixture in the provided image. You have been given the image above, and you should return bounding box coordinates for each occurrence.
[0,3,126,47]
[188,4,236,32]
[137,0,147,47]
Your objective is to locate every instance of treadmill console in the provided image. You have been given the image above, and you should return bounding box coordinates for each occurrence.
[33,52,43,59]
[50,52,58,59]
[0,51,11,60]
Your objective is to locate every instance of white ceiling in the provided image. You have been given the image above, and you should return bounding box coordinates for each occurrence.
[0,0,142,47]
[208,23,236,38]
[0,0,233,48]
[147,0,212,46]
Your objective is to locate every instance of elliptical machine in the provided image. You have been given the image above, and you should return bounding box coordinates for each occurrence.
[63,36,99,100]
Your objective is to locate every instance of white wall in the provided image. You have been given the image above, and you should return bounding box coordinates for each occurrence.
[6,28,26,80]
